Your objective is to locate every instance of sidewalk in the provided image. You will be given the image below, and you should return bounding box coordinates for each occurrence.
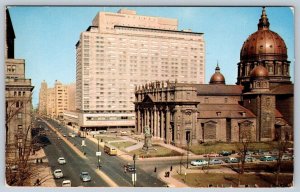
[29,149,56,187]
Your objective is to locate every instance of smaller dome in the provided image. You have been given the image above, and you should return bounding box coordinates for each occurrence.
[250,65,269,79]
[210,64,225,84]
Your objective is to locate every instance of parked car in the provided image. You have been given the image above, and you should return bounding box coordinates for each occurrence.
[224,157,239,163]
[209,159,224,165]
[80,172,91,182]
[62,180,71,187]
[281,155,292,161]
[191,159,208,166]
[120,131,128,136]
[245,156,257,162]
[53,169,63,179]
[58,157,66,164]
[260,155,276,162]
[219,151,232,156]
[203,153,221,157]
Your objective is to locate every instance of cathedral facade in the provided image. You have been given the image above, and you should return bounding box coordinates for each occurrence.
[134,7,293,146]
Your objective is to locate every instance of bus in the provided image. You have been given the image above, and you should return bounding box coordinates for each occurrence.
[104,144,117,156]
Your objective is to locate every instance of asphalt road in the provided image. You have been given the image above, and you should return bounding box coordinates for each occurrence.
[39,117,166,187]
[35,119,110,187]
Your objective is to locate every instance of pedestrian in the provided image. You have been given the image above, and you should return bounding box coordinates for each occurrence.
[124,165,127,173]
[154,167,157,172]
[170,165,173,171]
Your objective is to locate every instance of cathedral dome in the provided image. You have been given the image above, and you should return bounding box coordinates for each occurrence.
[240,7,287,61]
[250,65,269,79]
[210,64,225,84]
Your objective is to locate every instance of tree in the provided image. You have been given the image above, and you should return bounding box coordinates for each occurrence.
[235,126,252,185]
[5,93,37,186]
[273,132,292,186]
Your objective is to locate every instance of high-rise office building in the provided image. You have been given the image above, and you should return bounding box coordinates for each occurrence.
[38,80,75,119]
[69,9,205,130]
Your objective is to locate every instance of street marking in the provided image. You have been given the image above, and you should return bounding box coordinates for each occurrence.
[41,119,87,160]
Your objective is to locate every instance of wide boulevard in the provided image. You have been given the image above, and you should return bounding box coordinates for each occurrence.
[35,117,167,187]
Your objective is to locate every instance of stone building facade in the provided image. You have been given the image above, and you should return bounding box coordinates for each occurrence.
[5,9,34,159]
[134,7,293,146]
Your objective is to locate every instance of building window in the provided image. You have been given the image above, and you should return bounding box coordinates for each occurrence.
[204,98,209,103]
[224,98,228,103]
[17,113,22,119]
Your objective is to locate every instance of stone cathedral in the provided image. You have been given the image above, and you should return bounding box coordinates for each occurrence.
[134,7,293,147]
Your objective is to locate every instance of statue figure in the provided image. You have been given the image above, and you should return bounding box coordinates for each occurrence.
[142,125,154,152]
[144,126,151,136]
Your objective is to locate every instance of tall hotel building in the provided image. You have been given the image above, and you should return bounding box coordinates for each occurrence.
[70,9,205,130]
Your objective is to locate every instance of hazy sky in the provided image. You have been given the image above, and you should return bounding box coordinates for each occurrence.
[8,6,294,107]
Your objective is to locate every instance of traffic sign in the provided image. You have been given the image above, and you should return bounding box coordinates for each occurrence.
[96,152,102,156]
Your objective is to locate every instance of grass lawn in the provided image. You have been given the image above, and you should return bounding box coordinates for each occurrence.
[94,135,122,143]
[109,141,136,150]
[174,172,293,187]
[129,144,182,158]
[188,142,291,155]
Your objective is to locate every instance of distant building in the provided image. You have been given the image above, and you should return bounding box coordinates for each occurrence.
[67,9,205,131]
[134,7,293,146]
[38,80,75,119]
[38,80,48,116]
[5,9,34,159]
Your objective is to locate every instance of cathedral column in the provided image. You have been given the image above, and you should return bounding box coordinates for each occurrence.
[166,106,170,144]
[160,109,165,141]
[153,106,157,137]
[150,109,154,136]
[137,107,141,134]
[157,109,161,138]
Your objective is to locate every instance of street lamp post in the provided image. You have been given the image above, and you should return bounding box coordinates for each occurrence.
[133,154,137,187]
[97,137,100,169]
[186,136,190,169]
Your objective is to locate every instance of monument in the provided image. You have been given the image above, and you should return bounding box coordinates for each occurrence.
[142,126,154,152]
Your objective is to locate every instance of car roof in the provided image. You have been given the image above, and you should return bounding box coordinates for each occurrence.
[55,169,62,171]
[62,180,71,183]
[81,171,89,174]
[58,157,65,159]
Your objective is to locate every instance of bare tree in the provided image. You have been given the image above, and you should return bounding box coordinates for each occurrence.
[5,93,37,186]
[273,132,291,186]
[235,126,252,185]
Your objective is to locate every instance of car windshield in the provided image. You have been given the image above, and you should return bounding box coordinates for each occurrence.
[82,172,89,176]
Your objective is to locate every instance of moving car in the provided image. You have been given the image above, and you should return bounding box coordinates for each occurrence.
[58,157,66,164]
[80,172,91,182]
[62,180,71,187]
[260,155,276,162]
[209,159,224,165]
[53,169,63,179]
[125,164,136,172]
[191,159,208,166]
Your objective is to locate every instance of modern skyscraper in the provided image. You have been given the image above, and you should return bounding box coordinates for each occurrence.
[70,9,205,130]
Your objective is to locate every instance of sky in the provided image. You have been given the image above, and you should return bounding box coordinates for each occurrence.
[8,6,294,107]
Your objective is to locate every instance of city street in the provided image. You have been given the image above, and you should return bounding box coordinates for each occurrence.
[37,117,166,187]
